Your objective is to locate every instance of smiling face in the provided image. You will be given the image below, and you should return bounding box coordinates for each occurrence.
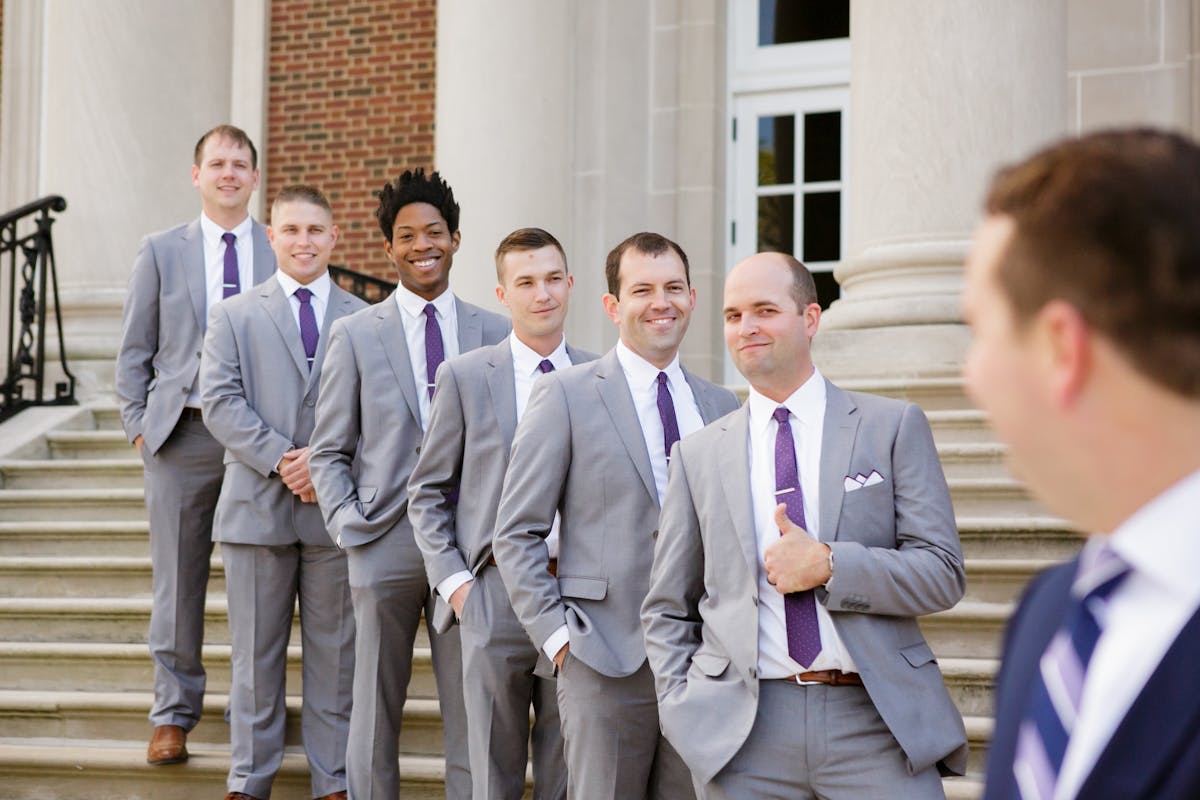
[496,245,573,351]
[268,199,338,285]
[723,253,819,401]
[191,135,259,227]
[602,247,695,368]
[385,201,460,300]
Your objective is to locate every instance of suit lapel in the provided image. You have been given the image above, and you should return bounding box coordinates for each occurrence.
[684,369,722,424]
[818,380,860,541]
[250,221,275,283]
[485,338,519,451]
[259,279,310,381]
[376,296,422,426]
[595,350,659,505]
[310,285,357,392]
[717,407,760,579]
[455,297,484,352]
[1078,602,1200,797]
[181,219,207,332]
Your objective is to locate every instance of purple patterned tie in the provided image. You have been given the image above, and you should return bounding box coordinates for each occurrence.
[772,406,822,668]
[1012,547,1130,800]
[422,303,444,400]
[538,359,555,374]
[221,232,239,298]
[294,288,319,371]
[656,372,681,464]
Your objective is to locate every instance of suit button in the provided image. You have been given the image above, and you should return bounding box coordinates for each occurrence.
[304,399,315,407]
[195,352,201,358]
[415,446,421,454]
[181,387,188,394]
[752,595,758,606]
[749,668,757,679]
[651,529,658,540]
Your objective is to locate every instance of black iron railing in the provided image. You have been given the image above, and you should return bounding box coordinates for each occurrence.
[329,264,396,304]
[1,195,76,422]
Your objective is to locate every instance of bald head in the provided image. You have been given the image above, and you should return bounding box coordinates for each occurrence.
[723,252,821,401]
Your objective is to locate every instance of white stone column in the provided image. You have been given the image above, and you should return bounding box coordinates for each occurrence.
[816,0,1068,382]
[0,0,268,401]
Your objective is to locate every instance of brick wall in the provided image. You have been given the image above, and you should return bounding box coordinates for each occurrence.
[267,0,437,279]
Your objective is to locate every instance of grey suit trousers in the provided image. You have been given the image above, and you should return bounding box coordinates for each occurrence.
[460,565,566,800]
[703,681,944,800]
[223,541,354,799]
[556,654,694,800]
[345,524,470,800]
[142,414,223,729]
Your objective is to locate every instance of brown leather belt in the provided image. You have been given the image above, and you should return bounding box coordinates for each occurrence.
[179,407,204,422]
[487,555,558,577]
[769,669,863,687]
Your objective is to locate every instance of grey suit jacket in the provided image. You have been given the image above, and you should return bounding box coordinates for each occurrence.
[492,348,740,678]
[200,277,367,547]
[640,381,969,783]
[408,336,598,633]
[308,294,511,550]
[116,217,275,454]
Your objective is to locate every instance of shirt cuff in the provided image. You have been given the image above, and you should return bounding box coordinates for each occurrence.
[542,625,570,661]
[436,570,474,603]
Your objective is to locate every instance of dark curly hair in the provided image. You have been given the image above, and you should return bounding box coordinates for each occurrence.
[375,168,460,243]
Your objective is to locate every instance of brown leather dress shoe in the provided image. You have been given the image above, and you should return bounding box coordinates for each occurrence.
[224,793,260,800]
[313,793,347,800]
[146,724,188,765]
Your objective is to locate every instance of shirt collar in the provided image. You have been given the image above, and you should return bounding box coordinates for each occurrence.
[1101,466,1200,604]
[276,269,331,304]
[510,334,570,374]
[615,339,683,391]
[200,210,252,247]
[394,284,454,321]
[747,367,826,436]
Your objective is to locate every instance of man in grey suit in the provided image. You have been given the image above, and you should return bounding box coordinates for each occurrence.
[309,169,510,800]
[410,227,593,800]
[115,124,275,765]
[493,232,739,800]
[641,252,967,799]
[201,185,362,800]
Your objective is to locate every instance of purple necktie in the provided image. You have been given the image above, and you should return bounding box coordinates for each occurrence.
[423,303,445,400]
[221,232,239,298]
[656,372,681,464]
[772,406,822,668]
[294,288,319,371]
[538,359,555,374]
[1012,547,1129,800]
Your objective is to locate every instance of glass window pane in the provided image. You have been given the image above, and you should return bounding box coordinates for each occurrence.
[757,116,795,186]
[758,194,794,254]
[802,191,840,263]
[759,1,850,46]
[803,112,841,182]
[813,271,840,311]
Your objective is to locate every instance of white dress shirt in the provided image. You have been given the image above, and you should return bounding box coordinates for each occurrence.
[274,269,331,344]
[1055,467,1200,799]
[189,212,254,407]
[746,368,858,678]
[436,334,574,604]
[393,285,459,429]
[614,339,705,504]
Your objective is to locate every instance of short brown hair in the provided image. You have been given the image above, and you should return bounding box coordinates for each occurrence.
[604,232,690,296]
[778,253,818,310]
[271,184,333,220]
[194,124,258,169]
[494,227,568,283]
[984,128,1200,398]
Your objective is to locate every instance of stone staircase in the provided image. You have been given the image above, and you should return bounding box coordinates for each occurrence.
[0,383,1077,799]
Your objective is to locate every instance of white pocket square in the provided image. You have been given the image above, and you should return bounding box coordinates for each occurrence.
[843,470,885,493]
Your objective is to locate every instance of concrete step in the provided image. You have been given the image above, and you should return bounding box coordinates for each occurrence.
[836,376,970,411]
[0,459,144,490]
[0,596,228,643]
[0,741,453,800]
[937,443,1008,480]
[957,516,1083,561]
[926,409,995,444]
[0,640,438,697]
[0,521,151,556]
[962,714,993,781]
[0,555,223,598]
[947,477,1045,518]
[0,488,146,522]
[0,689,447,756]
[85,404,125,431]
[940,657,999,719]
[43,430,134,460]
[963,558,1057,604]
[921,601,1010,660]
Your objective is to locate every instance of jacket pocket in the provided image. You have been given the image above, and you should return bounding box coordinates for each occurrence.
[899,640,936,668]
[557,576,607,600]
[357,486,378,504]
[690,650,731,677]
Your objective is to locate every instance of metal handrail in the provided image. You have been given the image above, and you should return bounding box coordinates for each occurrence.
[1,195,75,421]
[328,263,396,304]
